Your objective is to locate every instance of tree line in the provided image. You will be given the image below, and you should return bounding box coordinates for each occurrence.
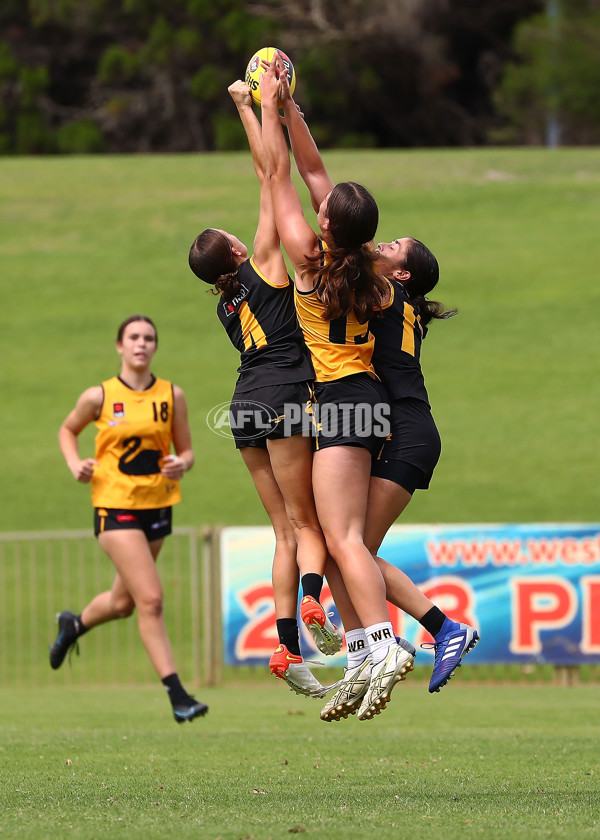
[1,0,598,154]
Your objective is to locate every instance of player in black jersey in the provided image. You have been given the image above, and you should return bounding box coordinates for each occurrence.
[330,237,478,701]
[370,236,444,504]
[267,60,479,718]
[188,81,341,698]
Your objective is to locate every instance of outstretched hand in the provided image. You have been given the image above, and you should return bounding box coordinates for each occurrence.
[228,80,252,107]
[259,55,283,108]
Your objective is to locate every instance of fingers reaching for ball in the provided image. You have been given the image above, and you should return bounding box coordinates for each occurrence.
[259,58,281,108]
[277,62,291,103]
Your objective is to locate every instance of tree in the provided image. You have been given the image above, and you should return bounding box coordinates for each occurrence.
[0,0,551,153]
[249,0,544,147]
[495,0,600,144]
[0,0,280,153]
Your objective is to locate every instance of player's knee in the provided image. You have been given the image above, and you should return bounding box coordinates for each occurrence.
[136,590,164,618]
[274,528,296,552]
[323,534,346,561]
[287,515,320,537]
[112,596,135,618]
[324,533,362,564]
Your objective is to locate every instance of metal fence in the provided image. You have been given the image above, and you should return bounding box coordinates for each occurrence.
[0,528,221,688]
[3,529,600,689]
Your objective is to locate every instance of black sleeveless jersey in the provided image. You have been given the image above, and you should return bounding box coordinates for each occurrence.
[217,257,315,391]
[370,280,430,405]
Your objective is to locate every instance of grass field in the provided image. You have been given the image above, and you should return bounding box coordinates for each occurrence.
[2,148,600,840]
[2,681,599,840]
[2,148,600,531]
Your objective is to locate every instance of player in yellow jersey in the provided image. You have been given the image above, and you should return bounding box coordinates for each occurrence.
[269,62,479,718]
[188,80,342,698]
[261,57,417,722]
[50,315,208,724]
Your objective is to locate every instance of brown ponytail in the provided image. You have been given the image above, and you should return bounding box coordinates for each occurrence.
[303,182,387,322]
[188,229,243,303]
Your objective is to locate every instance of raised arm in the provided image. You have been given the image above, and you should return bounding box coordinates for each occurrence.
[279,75,334,212]
[228,80,287,284]
[260,57,320,290]
[228,80,266,184]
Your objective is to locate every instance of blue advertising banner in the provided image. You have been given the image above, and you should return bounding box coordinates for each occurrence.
[221,523,600,667]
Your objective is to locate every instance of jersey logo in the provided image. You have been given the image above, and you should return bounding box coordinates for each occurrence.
[222,284,249,317]
[119,437,162,476]
[113,402,125,418]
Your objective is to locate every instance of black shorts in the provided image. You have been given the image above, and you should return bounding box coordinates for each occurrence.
[371,398,441,493]
[94,507,173,540]
[230,380,314,450]
[313,373,391,457]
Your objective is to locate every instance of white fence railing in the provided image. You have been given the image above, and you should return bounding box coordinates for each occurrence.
[0,528,221,688]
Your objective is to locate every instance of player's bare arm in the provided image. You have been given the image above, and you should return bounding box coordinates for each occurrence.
[162,385,194,480]
[260,59,320,291]
[279,76,334,212]
[228,80,265,182]
[229,79,288,286]
[58,385,102,483]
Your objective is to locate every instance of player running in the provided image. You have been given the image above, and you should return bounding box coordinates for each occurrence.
[51,315,208,724]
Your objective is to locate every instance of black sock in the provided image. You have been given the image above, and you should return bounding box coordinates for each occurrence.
[276,618,301,656]
[301,573,323,602]
[161,673,191,706]
[419,606,446,637]
[76,615,88,636]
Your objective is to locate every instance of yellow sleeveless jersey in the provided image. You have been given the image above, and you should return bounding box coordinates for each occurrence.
[294,284,376,381]
[293,240,382,382]
[91,376,182,510]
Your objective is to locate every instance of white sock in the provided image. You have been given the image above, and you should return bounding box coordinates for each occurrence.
[365,622,396,665]
[345,629,369,669]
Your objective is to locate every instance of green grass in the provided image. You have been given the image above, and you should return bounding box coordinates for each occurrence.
[2,150,599,840]
[1,682,599,839]
[1,148,600,531]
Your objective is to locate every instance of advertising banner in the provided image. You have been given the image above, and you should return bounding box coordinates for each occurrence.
[221,523,600,667]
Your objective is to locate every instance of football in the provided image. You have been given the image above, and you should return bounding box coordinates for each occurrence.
[244,47,296,107]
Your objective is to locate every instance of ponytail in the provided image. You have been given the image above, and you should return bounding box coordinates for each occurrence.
[189,229,243,303]
[303,241,388,322]
[214,271,243,303]
[408,293,456,328]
